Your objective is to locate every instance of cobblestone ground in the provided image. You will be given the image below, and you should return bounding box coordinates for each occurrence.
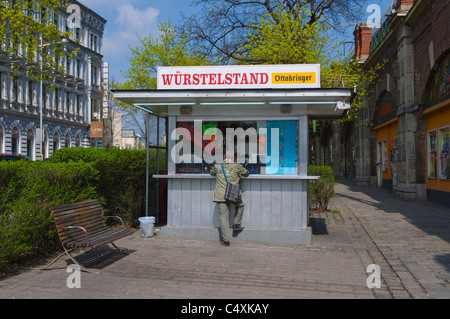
[0,181,449,299]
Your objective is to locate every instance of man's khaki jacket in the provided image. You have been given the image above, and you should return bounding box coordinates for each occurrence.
[210,161,249,202]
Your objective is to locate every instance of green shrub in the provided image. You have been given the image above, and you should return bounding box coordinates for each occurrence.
[0,160,99,272]
[308,165,335,210]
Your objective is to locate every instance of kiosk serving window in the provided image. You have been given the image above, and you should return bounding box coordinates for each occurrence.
[175,120,299,175]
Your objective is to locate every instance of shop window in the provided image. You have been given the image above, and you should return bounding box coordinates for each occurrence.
[428,130,438,178]
[438,126,450,180]
[382,140,388,172]
[174,120,299,175]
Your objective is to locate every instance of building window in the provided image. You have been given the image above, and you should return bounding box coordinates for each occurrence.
[0,125,4,153]
[54,88,60,111]
[438,126,450,180]
[76,59,82,78]
[42,85,47,109]
[75,135,80,147]
[28,81,33,105]
[90,34,98,52]
[12,126,20,154]
[66,93,71,113]
[66,56,71,74]
[77,95,81,115]
[13,77,19,102]
[91,66,98,86]
[26,129,34,160]
[75,28,81,41]
[428,130,437,178]
[91,98,100,120]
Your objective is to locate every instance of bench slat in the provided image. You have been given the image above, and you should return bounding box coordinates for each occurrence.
[51,200,100,213]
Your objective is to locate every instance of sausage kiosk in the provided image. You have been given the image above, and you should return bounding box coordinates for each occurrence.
[113,64,354,245]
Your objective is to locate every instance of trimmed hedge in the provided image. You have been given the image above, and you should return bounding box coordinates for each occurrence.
[308,165,335,210]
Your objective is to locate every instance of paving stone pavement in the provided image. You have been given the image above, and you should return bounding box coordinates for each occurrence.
[0,181,449,300]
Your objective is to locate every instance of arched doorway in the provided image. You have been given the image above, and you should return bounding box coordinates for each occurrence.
[11,126,20,154]
[65,134,71,148]
[53,132,60,152]
[26,129,34,160]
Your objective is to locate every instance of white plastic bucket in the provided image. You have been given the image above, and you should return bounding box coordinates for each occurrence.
[139,216,155,238]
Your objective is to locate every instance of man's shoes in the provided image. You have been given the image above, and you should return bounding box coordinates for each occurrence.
[233,224,245,231]
[220,240,230,247]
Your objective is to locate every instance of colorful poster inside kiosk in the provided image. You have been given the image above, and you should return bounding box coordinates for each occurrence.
[175,120,299,175]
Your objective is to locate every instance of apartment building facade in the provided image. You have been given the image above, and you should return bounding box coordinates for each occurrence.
[0,0,106,159]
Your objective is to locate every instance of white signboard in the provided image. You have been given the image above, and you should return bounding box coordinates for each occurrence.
[157,64,320,90]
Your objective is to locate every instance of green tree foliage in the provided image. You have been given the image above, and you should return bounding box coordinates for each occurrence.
[242,7,329,65]
[114,22,213,93]
[241,6,385,122]
[0,0,77,82]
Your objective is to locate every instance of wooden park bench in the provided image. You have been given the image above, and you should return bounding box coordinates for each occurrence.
[41,199,135,273]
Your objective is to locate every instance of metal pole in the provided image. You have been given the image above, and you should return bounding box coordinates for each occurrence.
[155,116,160,223]
[39,37,44,160]
[145,113,150,217]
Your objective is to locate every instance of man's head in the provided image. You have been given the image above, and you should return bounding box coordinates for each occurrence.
[224,150,234,160]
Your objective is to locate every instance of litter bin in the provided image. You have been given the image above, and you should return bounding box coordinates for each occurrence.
[139,216,155,238]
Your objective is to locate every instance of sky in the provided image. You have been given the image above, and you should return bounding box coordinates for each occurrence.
[77,0,197,84]
[77,0,395,85]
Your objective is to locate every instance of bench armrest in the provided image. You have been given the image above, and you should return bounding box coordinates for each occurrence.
[62,226,88,243]
[104,215,124,227]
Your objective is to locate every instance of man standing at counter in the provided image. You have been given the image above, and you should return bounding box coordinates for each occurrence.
[210,150,250,246]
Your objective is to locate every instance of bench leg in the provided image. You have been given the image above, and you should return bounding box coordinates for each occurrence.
[64,248,101,274]
[37,251,68,270]
[38,247,101,274]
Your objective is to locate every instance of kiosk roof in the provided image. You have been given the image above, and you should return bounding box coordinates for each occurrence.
[112,88,355,118]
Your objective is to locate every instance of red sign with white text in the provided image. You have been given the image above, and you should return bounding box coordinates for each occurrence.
[157,64,320,90]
